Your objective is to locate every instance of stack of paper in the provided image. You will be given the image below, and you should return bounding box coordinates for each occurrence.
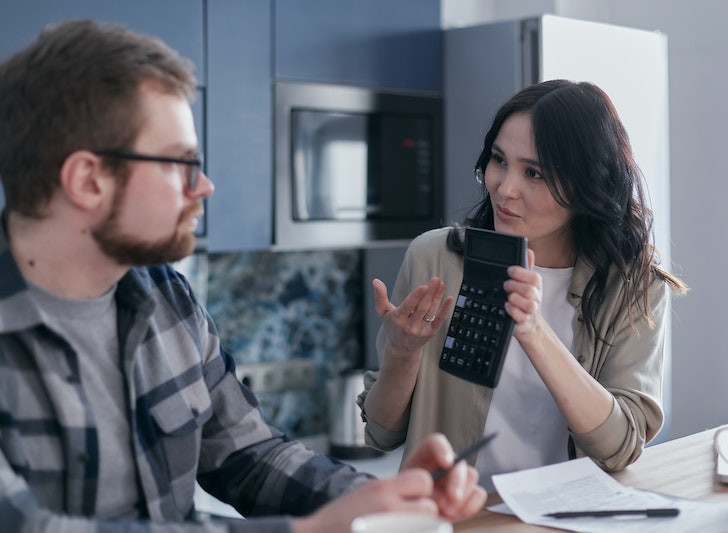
[491,457,728,532]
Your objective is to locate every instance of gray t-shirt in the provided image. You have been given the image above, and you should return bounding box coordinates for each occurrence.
[29,282,142,518]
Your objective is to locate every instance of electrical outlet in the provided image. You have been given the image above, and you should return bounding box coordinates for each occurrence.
[236,359,317,394]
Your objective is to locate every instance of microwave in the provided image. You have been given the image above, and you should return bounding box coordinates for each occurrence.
[274,81,443,249]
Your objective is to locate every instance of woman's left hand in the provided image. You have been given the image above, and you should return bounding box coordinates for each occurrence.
[503,249,546,339]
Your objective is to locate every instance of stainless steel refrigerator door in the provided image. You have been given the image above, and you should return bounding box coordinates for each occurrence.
[444,20,523,224]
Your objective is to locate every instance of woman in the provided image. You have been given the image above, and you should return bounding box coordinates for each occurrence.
[357,80,687,489]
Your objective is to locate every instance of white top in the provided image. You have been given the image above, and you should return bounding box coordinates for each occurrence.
[475,266,575,491]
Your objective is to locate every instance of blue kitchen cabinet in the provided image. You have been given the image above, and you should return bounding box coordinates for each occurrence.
[274,0,442,91]
[0,0,271,252]
[0,2,205,155]
[0,0,204,69]
[0,0,207,232]
[206,0,272,251]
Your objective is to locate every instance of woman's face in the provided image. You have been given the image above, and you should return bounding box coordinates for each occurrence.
[484,112,574,268]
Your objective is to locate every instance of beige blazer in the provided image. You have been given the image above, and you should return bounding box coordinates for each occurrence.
[358,227,668,472]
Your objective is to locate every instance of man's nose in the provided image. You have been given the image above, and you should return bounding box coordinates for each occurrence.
[190,171,214,198]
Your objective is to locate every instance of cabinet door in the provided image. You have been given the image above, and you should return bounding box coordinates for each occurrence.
[0,0,205,214]
[0,0,203,73]
[275,0,441,91]
[206,0,272,252]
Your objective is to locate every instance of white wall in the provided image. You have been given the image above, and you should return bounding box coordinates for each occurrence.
[442,0,728,439]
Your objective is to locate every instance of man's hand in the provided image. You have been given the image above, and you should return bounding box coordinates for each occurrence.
[401,433,487,520]
[293,469,437,533]
[292,434,487,533]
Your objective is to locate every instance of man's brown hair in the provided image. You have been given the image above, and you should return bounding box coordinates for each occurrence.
[0,19,197,217]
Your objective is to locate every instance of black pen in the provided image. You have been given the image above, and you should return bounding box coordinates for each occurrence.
[544,507,680,519]
[431,433,497,481]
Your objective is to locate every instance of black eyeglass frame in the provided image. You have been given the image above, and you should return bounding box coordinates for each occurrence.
[93,150,204,191]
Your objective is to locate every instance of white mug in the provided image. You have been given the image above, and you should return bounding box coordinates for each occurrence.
[351,512,453,533]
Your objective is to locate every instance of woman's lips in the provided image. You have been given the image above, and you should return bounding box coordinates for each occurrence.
[496,204,520,222]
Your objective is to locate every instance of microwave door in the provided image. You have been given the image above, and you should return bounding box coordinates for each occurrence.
[370,114,433,219]
[292,110,368,221]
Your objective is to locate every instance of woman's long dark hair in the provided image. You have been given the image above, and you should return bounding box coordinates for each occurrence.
[447,80,686,336]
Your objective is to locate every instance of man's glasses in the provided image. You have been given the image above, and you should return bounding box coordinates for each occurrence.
[94,150,203,191]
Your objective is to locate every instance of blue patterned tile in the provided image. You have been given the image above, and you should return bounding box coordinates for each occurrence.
[205,249,364,437]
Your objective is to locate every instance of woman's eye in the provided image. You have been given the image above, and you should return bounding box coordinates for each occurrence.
[490,153,506,165]
[525,167,543,179]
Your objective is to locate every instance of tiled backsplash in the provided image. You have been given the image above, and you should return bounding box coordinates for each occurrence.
[178,249,365,437]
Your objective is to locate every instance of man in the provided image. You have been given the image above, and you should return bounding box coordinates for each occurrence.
[0,19,486,532]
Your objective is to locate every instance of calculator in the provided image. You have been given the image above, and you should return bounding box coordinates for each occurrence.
[438,227,528,388]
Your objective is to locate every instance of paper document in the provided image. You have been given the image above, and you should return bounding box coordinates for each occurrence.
[491,457,728,532]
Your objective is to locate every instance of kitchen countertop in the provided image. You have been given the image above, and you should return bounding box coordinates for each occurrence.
[194,434,403,519]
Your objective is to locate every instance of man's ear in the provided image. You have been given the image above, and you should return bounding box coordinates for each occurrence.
[58,150,113,210]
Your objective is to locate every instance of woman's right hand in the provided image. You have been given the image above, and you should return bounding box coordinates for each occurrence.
[363,278,453,433]
[373,277,453,362]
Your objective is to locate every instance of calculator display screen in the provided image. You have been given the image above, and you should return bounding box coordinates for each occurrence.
[468,236,518,265]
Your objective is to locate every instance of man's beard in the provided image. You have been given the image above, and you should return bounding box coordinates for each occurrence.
[92,201,201,266]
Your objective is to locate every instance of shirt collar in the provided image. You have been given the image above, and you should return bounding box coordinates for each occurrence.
[567,255,597,304]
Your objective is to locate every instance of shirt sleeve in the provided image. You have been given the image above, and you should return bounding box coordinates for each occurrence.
[357,235,424,451]
[570,273,669,471]
[191,295,373,519]
[0,444,299,532]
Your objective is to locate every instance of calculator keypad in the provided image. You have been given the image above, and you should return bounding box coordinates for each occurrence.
[439,280,512,387]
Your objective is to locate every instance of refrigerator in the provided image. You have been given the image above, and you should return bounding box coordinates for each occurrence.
[444,14,673,440]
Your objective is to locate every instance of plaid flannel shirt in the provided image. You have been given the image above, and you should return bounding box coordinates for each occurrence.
[0,224,370,532]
